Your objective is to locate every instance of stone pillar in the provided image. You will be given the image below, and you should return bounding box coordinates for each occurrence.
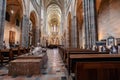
[71,16,77,48]
[44,9,47,35]
[21,15,29,48]
[0,0,6,49]
[35,26,39,45]
[88,0,91,48]
[60,13,65,45]
[83,0,97,49]
[66,19,69,48]
[90,0,97,46]
[83,0,89,49]
[79,29,82,48]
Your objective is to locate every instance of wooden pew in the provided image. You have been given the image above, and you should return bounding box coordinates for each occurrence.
[0,49,13,65]
[0,47,30,65]
[19,47,26,55]
[58,47,109,69]
[63,48,98,62]
[64,48,109,75]
[70,54,120,80]
[76,61,120,80]
[0,50,4,65]
[12,48,19,57]
[11,47,27,58]
[58,46,65,60]
[25,47,30,53]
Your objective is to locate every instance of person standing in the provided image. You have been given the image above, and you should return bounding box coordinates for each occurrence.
[110,45,118,54]
[3,41,6,49]
[16,41,19,47]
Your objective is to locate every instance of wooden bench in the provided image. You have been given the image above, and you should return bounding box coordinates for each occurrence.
[62,48,98,62]
[0,49,13,65]
[70,54,120,80]
[0,49,4,65]
[76,61,120,80]
[0,47,30,65]
[19,47,27,55]
[64,48,109,68]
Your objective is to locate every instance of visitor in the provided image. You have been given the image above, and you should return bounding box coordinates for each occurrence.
[3,41,6,49]
[101,45,107,52]
[118,44,120,53]
[110,45,118,54]
[16,41,19,47]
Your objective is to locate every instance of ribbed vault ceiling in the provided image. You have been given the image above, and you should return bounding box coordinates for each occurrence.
[43,0,64,40]
[47,4,61,26]
[43,0,64,11]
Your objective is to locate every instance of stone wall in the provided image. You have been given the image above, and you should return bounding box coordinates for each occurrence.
[98,0,120,40]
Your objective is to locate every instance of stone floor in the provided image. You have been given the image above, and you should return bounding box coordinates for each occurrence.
[0,49,69,80]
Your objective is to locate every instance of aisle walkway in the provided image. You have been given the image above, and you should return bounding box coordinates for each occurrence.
[40,49,68,80]
[0,49,68,80]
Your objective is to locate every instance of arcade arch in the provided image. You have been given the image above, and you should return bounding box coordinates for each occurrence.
[29,11,37,46]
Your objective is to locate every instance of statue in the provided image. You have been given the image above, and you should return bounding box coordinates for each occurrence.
[32,43,42,55]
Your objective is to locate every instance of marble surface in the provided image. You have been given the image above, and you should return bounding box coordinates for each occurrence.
[0,49,69,80]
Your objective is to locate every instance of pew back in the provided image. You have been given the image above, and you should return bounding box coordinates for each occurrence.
[0,47,30,65]
[76,61,120,80]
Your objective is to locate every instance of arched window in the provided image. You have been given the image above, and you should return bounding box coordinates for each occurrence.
[5,12,10,21]
[16,19,20,26]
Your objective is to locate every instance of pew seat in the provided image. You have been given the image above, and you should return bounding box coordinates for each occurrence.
[69,54,120,80]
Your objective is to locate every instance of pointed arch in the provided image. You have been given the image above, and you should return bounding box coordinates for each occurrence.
[30,11,38,46]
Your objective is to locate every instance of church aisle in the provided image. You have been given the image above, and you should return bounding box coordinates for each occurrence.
[0,49,68,80]
[40,49,68,80]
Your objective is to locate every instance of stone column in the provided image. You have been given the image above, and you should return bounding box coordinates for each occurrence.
[66,18,69,48]
[90,0,97,46]
[71,16,77,48]
[44,9,47,35]
[0,0,6,49]
[21,15,29,48]
[77,18,80,48]
[35,26,40,45]
[83,0,89,49]
[79,29,82,48]
[88,0,91,48]
[60,13,65,45]
[83,0,97,49]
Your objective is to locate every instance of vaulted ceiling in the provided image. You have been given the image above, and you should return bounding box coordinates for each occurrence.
[43,0,64,12]
[42,0,64,28]
[6,0,23,19]
[42,0,64,39]
[47,4,61,26]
